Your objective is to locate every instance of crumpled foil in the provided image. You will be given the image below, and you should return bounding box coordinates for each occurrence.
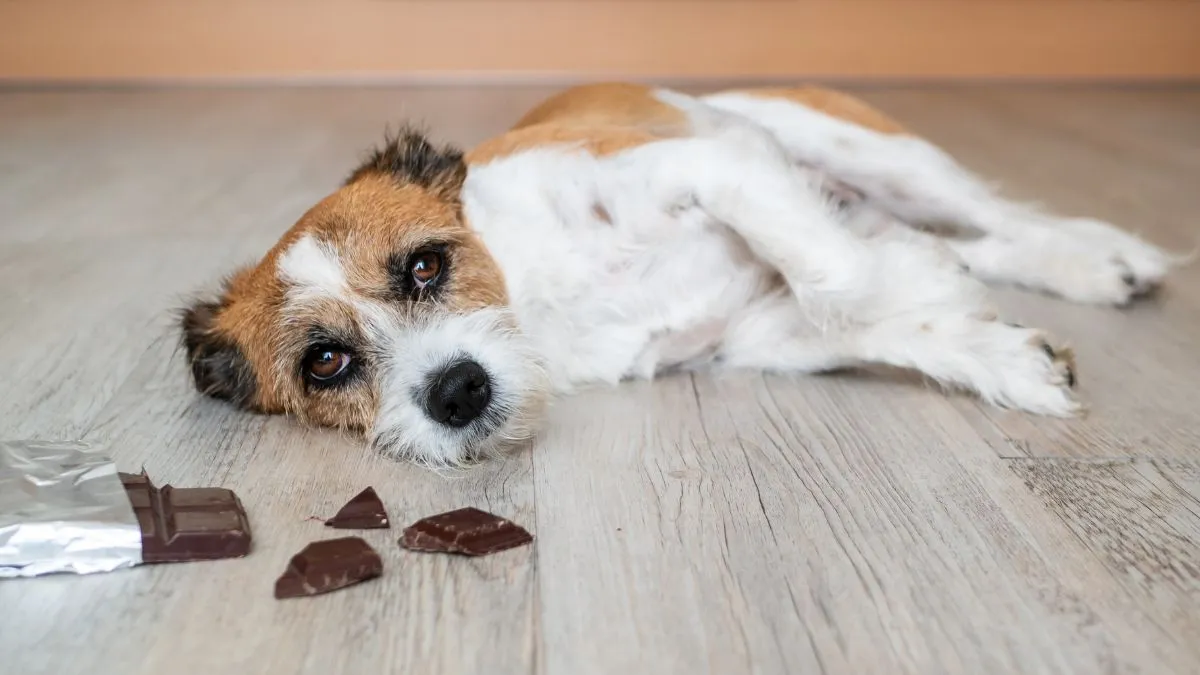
[0,439,143,578]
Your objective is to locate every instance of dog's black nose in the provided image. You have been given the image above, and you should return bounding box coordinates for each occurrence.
[425,360,492,428]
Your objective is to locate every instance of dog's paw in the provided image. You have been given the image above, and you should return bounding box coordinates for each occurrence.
[1037,249,1153,306]
[972,324,1082,417]
[1051,218,1182,304]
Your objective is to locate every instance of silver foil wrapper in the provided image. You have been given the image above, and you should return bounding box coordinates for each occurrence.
[0,439,143,578]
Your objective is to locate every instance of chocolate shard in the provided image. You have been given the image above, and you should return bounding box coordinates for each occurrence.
[274,537,383,599]
[119,471,252,564]
[400,507,533,556]
[324,487,390,529]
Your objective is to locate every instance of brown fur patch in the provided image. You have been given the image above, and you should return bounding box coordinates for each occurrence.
[591,202,613,225]
[288,174,507,310]
[467,123,661,166]
[509,82,688,135]
[723,86,910,136]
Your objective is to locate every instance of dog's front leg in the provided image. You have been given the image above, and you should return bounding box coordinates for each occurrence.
[718,290,1080,416]
[614,134,1081,415]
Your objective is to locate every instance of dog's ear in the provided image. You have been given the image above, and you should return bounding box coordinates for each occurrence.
[178,296,257,409]
[346,125,467,203]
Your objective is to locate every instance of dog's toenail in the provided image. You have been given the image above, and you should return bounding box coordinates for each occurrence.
[1066,368,1076,388]
[1041,343,1055,359]
[1121,271,1137,287]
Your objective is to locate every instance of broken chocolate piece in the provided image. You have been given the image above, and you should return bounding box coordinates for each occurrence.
[324,487,389,529]
[274,537,383,599]
[400,507,533,556]
[119,471,252,563]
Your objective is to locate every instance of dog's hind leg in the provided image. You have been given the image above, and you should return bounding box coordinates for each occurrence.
[609,123,1080,416]
[698,88,1183,306]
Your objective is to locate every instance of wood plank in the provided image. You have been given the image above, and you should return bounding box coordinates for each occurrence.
[0,236,260,440]
[732,373,1199,673]
[530,375,830,674]
[851,88,1200,461]
[2,1,1200,83]
[963,88,1200,174]
[530,370,1193,674]
[1008,458,1200,649]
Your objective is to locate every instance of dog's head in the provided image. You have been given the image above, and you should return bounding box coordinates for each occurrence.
[178,127,547,466]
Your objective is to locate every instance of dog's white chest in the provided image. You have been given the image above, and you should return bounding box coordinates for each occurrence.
[463,150,774,392]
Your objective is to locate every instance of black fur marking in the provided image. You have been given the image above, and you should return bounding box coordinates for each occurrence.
[346,124,467,201]
[178,299,257,408]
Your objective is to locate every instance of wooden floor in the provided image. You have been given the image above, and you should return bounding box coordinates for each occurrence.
[1,84,1199,675]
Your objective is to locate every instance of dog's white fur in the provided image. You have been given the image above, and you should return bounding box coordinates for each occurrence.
[214,85,1181,467]
[355,88,1174,463]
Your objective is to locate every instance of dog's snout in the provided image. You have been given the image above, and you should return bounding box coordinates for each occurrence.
[425,360,492,428]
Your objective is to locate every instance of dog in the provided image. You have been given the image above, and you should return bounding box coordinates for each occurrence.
[179,82,1181,467]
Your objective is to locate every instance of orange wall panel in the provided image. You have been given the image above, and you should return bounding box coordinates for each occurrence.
[1,1,1198,83]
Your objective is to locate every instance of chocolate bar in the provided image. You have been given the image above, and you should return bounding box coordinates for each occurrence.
[325,487,390,529]
[399,507,533,556]
[274,537,383,599]
[119,472,252,563]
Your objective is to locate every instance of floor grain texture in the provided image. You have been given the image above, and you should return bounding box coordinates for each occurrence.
[0,84,1197,675]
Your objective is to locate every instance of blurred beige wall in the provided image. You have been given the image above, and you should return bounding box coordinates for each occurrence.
[2,0,1198,83]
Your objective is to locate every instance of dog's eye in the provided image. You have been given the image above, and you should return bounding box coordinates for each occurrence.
[387,245,449,300]
[304,347,351,382]
[410,250,443,288]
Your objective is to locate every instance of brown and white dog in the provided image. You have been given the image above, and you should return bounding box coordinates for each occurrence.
[180,83,1180,466]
